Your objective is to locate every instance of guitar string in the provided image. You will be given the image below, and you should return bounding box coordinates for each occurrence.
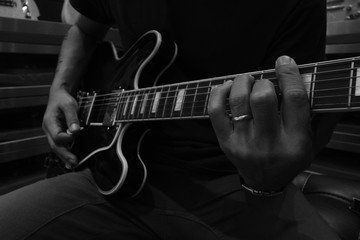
[76,65,360,102]
[86,90,360,122]
[80,82,360,112]
[77,74,360,109]
[84,92,360,122]
[85,95,360,122]
[77,75,359,105]
[87,98,360,124]
[82,91,360,121]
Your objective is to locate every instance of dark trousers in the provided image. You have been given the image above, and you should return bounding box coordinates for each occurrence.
[0,168,339,239]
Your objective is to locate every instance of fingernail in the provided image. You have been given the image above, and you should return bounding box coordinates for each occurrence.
[69,123,79,132]
[66,129,73,136]
[276,56,293,67]
[69,158,77,165]
[65,163,72,170]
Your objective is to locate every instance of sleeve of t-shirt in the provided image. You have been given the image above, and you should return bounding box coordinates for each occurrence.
[69,0,114,24]
[263,0,326,67]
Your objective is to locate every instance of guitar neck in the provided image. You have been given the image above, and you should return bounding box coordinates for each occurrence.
[0,0,16,7]
[79,56,360,127]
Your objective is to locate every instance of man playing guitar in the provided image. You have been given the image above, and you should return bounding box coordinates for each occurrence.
[0,0,342,239]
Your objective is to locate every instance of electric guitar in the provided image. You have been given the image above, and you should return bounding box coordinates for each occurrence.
[0,0,39,20]
[56,30,360,197]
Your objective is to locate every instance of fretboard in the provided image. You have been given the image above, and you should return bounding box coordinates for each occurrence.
[78,56,360,127]
[0,0,16,7]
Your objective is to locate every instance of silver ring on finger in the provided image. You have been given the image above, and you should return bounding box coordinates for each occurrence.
[232,114,252,122]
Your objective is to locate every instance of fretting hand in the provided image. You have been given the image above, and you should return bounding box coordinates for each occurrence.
[208,56,312,191]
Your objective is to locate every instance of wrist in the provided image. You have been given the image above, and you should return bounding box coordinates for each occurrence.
[50,82,76,96]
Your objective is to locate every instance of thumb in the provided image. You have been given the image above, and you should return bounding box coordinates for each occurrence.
[61,98,80,134]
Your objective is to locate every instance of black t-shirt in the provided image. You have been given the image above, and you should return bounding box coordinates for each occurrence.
[69,0,326,174]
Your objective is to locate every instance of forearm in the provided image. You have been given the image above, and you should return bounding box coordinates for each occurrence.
[51,24,101,94]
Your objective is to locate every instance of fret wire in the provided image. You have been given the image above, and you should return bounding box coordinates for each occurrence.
[139,89,150,117]
[146,88,156,119]
[142,89,149,118]
[170,85,180,118]
[155,90,163,117]
[349,61,355,107]
[109,92,121,124]
[155,87,164,118]
[180,83,191,117]
[151,88,158,118]
[202,81,212,116]
[116,92,124,120]
[138,91,146,118]
[190,82,199,117]
[122,92,130,117]
[123,92,132,119]
[163,86,176,118]
[150,90,158,116]
[155,89,165,117]
[130,91,137,119]
[133,90,142,119]
[178,84,187,117]
[116,92,123,119]
[161,86,170,118]
[127,91,136,119]
[133,91,140,118]
[138,90,146,117]
[137,91,148,118]
[153,90,160,117]
[124,92,133,118]
[125,91,133,119]
[159,87,169,118]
